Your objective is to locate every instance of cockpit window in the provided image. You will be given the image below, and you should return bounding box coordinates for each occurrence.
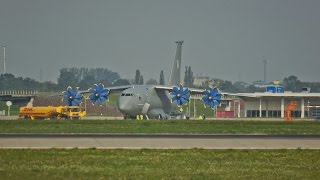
[121,93,133,96]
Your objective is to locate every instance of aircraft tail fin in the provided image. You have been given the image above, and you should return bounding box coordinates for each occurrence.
[168,41,184,86]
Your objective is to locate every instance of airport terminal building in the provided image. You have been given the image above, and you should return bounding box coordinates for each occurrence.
[225,87,320,119]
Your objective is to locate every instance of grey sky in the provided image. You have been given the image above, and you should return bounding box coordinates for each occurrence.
[0,0,319,83]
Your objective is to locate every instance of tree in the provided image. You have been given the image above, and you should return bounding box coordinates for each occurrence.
[134,70,140,84]
[183,66,194,87]
[56,67,120,90]
[139,75,144,85]
[282,75,302,92]
[112,79,131,86]
[78,75,95,90]
[146,78,158,85]
[0,73,42,90]
[233,81,248,92]
[245,84,264,93]
[212,78,238,93]
[159,70,165,85]
[57,68,78,89]
[41,81,58,91]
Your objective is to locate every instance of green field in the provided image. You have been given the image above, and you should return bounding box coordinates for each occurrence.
[0,120,319,134]
[0,149,319,179]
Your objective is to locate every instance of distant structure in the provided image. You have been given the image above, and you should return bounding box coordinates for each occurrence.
[3,44,6,74]
[193,76,210,87]
[262,59,269,84]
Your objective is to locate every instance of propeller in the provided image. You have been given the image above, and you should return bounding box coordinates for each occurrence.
[62,86,82,106]
[88,83,110,105]
[170,84,190,107]
[202,87,222,109]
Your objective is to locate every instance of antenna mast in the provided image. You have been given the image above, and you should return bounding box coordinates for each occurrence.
[263,59,268,84]
[3,44,6,74]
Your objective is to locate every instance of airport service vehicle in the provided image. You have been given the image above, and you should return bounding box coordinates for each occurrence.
[19,106,86,120]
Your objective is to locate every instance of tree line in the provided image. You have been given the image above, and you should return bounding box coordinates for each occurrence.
[1,67,320,93]
[0,67,168,91]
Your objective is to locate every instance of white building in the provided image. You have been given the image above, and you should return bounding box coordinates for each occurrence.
[234,92,320,119]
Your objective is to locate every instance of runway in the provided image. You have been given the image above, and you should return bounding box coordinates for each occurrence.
[1,134,320,149]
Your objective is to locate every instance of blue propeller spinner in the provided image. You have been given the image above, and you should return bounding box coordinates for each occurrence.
[63,86,82,106]
[171,84,190,107]
[202,87,222,109]
[88,83,110,105]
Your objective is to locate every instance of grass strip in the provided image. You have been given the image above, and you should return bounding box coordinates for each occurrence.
[0,149,319,179]
[0,120,319,134]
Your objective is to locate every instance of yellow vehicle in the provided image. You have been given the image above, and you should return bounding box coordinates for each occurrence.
[19,106,86,120]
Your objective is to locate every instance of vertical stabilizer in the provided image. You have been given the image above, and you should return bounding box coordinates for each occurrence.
[168,41,183,86]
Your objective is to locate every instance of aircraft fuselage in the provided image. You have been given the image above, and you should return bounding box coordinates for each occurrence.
[117,85,172,119]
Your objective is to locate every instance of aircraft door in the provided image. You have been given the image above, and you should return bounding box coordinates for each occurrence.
[141,103,150,115]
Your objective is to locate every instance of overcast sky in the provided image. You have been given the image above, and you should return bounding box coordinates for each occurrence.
[0,0,319,84]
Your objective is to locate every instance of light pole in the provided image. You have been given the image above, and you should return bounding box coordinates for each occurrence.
[3,44,6,74]
[263,59,269,85]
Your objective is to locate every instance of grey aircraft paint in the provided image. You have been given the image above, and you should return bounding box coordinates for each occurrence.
[117,85,172,119]
[168,41,183,86]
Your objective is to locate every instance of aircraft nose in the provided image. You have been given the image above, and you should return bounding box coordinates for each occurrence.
[118,99,131,113]
[118,103,128,112]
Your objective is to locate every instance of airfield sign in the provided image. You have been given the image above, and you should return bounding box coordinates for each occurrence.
[6,101,12,116]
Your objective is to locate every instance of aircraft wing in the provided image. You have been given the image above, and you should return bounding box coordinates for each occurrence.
[154,85,202,94]
[108,85,133,92]
[154,85,238,96]
[79,85,133,94]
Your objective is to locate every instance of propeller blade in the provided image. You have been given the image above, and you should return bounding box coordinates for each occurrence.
[173,86,179,94]
[209,101,214,108]
[214,94,222,100]
[72,99,81,106]
[183,88,189,94]
[172,96,178,102]
[179,85,183,92]
[96,84,103,92]
[213,100,220,106]
[100,96,107,102]
[202,96,208,102]
[180,98,187,105]
[182,94,190,100]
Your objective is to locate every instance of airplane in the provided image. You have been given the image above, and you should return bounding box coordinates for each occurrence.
[63,41,222,119]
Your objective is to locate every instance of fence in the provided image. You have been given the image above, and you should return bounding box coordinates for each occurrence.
[0,90,38,95]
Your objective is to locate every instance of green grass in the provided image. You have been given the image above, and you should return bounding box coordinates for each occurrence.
[0,101,19,116]
[0,149,319,179]
[0,120,320,134]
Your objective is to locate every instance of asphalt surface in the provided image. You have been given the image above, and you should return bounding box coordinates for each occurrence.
[1,134,320,149]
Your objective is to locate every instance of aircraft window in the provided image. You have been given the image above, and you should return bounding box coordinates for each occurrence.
[121,93,134,96]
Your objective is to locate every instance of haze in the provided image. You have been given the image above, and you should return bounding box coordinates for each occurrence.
[0,0,319,83]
